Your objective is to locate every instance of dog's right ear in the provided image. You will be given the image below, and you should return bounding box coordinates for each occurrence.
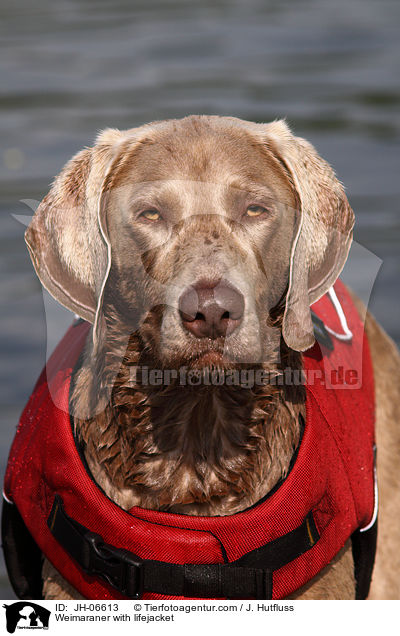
[25,129,126,325]
[258,120,354,352]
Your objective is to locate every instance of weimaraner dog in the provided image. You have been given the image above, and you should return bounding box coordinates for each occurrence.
[23,116,400,599]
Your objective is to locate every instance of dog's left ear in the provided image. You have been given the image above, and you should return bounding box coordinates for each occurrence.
[24,128,131,344]
[254,120,354,351]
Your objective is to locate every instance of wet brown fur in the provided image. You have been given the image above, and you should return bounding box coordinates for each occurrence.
[73,300,304,515]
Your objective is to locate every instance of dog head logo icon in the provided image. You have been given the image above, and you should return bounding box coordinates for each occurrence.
[3,602,50,633]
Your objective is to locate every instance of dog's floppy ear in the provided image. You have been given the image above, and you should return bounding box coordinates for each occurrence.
[262,120,354,351]
[25,128,126,329]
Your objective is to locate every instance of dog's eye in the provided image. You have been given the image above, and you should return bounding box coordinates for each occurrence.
[139,209,161,222]
[245,205,268,218]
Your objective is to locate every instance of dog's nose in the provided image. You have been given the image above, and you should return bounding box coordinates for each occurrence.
[179,281,244,339]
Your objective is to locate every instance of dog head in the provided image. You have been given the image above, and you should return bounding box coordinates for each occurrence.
[25,116,354,367]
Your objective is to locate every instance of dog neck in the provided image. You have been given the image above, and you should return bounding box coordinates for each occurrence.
[72,320,305,516]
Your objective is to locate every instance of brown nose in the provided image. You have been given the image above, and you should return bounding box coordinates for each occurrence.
[179,280,244,339]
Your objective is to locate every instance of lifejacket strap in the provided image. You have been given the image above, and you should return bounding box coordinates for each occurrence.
[310,311,334,350]
[47,495,144,599]
[47,495,320,600]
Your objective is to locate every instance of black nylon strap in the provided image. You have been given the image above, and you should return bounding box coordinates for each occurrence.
[235,510,319,571]
[1,499,43,600]
[311,311,334,350]
[351,522,377,600]
[145,560,272,599]
[47,495,319,599]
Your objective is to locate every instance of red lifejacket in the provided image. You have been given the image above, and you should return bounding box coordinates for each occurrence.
[2,280,376,600]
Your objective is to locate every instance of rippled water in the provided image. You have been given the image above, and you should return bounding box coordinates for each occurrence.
[0,0,399,597]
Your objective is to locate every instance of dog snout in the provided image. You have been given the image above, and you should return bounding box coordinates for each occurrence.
[179,280,244,339]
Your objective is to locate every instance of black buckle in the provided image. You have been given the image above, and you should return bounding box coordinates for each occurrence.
[84,532,144,598]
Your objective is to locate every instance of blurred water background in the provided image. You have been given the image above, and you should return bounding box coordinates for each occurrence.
[0,0,399,597]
